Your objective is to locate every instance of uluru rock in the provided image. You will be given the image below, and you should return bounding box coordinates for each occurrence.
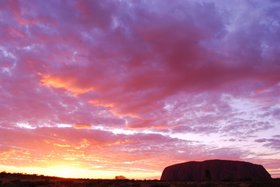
[160,160,271,181]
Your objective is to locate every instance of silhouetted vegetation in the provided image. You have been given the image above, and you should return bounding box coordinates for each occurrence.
[0,172,279,187]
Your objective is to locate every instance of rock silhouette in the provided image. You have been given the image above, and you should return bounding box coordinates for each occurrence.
[161,160,271,181]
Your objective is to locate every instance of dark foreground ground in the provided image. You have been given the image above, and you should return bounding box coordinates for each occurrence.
[0,172,279,187]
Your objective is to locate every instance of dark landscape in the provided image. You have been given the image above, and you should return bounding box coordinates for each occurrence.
[0,172,279,187]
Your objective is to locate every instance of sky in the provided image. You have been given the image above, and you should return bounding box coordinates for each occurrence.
[0,0,280,179]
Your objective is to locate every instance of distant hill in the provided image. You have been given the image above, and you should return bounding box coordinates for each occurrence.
[161,159,271,181]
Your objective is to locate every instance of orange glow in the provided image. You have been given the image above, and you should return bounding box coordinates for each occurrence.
[40,74,94,95]
[47,165,90,178]
[89,100,139,118]
[73,123,92,129]
[89,100,115,108]
[0,164,161,179]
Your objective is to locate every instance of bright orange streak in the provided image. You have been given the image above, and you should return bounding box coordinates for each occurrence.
[73,123,92,129]
[40,74,94,95]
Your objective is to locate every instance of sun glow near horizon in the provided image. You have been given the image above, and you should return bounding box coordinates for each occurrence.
[0,165,92,179]
[0,164,161,179]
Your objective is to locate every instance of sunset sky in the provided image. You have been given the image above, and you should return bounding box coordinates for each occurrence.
[0,0,280,179]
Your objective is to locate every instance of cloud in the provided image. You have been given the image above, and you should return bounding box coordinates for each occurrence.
[24,0,280,119]
[255,135,280,150]
[0,125,251,173]
[40,74,95,95]
[0,126,208,171]
[72,123,92,129]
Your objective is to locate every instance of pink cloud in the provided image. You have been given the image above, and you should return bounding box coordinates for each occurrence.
[0,125,257,175]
